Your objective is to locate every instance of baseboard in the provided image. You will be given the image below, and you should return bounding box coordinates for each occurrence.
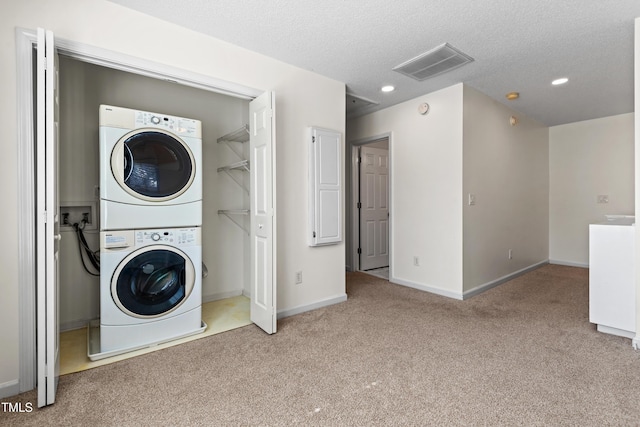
[277,293,348,319]
[202,290,244,304]
[0,379,20,399]
[597,324,635,339]
[463,260,549,300]
[549,259,589,268]
[390,277,463,300]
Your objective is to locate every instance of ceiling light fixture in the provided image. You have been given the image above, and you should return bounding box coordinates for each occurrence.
[381,85,395,93]
[552,77,569,86]
[505,92,519,100]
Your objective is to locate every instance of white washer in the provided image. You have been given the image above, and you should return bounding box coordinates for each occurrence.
[99,105,202,230]
[100,227,202,353]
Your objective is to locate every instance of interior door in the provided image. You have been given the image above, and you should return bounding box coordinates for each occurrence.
[359,146,389,270]
[249,91,276,334]
[36,28,60,407]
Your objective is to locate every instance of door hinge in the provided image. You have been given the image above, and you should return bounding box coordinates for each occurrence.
[313,231,316,238]
[357,248,362,254]
[312,136,316,143]
[357,202,362,209]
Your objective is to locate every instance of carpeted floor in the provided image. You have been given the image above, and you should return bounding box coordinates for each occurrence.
[362,266,389,280]
[4,264,640,426]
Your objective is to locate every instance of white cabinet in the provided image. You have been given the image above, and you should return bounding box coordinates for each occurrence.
[308,127,342,246]
[589,217,636,338]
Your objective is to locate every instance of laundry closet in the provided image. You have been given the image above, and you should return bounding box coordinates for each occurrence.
[57,55,252,336]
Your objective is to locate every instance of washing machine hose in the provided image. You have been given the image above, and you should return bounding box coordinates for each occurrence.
[73,221,100,276]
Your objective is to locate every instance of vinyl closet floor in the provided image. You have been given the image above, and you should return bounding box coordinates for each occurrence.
[60,295,251,375]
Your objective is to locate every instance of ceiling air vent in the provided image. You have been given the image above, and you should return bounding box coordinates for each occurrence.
[393,43,474,81]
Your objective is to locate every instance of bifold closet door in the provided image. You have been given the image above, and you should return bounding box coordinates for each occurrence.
[36,27,61,407]
[249,91,276,334]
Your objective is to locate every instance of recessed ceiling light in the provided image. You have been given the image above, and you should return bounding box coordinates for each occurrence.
[381,85,395,92]
[505,92,519,100]
[552,77,569,86]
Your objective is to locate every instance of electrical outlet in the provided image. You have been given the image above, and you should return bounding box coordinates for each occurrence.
[468,193,476,206]
[508,249,513,260]
[295,271,303,284]
[413,256,420,266]
[597,195,609,204]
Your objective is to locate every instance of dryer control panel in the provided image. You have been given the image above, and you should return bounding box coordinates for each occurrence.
[99,104,202,138]
[134,110,200,136]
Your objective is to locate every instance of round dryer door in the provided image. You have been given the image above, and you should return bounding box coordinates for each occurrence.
[111,129,196,202]
[111,245,196,318]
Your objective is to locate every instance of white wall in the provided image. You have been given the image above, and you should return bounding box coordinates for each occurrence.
[549,113,635,267]
[347,84,464,297]
[347,83,548,298]
[1,0,345,397]
[462,86,549,293]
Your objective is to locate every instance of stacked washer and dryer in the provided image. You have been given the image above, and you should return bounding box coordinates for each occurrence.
[98,105,204,354]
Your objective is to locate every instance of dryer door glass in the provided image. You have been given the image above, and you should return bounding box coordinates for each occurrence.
[115,249,188,316]
[121,131,194,199]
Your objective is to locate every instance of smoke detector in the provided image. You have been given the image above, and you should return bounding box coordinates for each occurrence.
[392,43,474,81]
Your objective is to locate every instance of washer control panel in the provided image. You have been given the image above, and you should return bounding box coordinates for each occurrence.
[102,227,200,250]
[135,227,200,247]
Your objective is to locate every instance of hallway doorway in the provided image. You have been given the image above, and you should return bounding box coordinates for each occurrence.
[349,135,391,277]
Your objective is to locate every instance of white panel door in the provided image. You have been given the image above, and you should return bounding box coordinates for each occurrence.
[359,146,389,271]
[249,91,276,334]
[36,28,60,407]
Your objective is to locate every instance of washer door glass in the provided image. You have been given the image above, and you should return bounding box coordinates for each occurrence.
[114,249,189,317]
[119,130,194,200]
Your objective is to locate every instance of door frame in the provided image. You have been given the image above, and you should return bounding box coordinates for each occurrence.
[15,27,264,393]
[348,133,393,274]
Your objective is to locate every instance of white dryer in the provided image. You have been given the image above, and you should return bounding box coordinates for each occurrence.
[100,227,202,353]
[99,105,202,230]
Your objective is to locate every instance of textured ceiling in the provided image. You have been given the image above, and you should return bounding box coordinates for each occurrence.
[107,0,640,126]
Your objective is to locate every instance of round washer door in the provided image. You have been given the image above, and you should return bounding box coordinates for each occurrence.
[111,129,196,202]
[111,245,196,319]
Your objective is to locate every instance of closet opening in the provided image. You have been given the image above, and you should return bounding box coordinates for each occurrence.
[56,54,254,372]
[17,28,275,399]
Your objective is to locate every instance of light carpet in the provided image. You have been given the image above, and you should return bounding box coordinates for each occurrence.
[5,265,640,426]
